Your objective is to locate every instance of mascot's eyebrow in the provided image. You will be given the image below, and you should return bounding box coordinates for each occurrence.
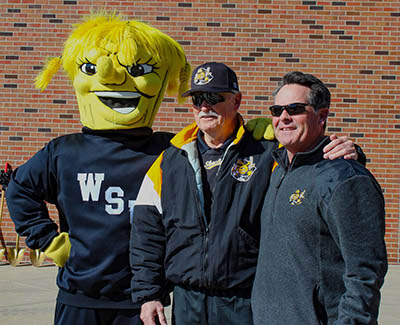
[119,56,159,68]
[76,57,95,66]
[138,57,160,68]
[117,56,161,78]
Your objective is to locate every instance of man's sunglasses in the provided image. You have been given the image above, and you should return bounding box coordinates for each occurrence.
[269,103,309,117]
[191,92,225,108]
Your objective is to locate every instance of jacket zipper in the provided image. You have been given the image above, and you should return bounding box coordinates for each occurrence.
[181,146,210,288]
[203,224,210,286]
[277,170,287,188]
[203,142,234,286]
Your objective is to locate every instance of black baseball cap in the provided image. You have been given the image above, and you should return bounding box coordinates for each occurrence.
[182,62,240,97]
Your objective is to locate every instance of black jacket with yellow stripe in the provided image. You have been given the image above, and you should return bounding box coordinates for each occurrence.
[130,119,278,303]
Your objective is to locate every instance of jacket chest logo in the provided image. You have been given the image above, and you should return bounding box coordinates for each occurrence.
[231,156,257,182]
[204,158,222,170]
[289,189,306,205]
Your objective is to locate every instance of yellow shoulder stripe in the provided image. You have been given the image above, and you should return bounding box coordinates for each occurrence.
[272,143,284,172]
[135,152,164,213]
[147,152,164,196]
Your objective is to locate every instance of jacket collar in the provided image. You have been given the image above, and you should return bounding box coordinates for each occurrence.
[82,126,153,138]
[272,136,330,170]
[82,126,159,151]
[170,114,245,149]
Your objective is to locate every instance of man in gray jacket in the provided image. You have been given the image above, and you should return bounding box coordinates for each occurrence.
[252,71,388,324]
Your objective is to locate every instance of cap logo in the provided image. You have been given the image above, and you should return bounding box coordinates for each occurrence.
[194,67,214,85]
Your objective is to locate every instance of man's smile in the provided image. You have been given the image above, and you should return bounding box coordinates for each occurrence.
[94,91,141,114]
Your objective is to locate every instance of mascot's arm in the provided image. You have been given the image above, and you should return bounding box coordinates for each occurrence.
[44,232,71,267]
[245,118,275,141]
[244,119,364,165]
[5,144,62,259]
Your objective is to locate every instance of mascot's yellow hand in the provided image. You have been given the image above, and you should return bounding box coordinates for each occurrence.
[245,118,275,141]
[44,232,71,267]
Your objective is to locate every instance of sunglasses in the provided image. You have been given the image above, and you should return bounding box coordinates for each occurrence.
[269,103,309,117]
[191,92,225,108]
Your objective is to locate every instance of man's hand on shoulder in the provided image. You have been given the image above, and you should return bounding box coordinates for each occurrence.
[323,134,358,160]
[245,117,275,141]
[141,300,167,325]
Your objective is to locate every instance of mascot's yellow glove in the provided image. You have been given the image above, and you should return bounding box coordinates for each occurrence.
[44,232,71,267]
[245,118,275,141]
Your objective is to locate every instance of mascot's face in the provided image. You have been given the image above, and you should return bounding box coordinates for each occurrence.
[73,44,169,130]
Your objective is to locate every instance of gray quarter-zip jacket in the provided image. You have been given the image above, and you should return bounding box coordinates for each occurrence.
[252,136,387,325]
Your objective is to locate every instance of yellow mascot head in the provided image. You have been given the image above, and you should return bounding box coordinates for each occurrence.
[35,14,190,130]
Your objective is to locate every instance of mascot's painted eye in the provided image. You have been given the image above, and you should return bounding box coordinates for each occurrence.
[127,63,153,77]
[80,63,97,75]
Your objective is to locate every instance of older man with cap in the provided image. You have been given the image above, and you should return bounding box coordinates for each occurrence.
[130,63,362,325]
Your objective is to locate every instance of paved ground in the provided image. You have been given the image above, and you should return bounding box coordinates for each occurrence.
[0,263,398,324]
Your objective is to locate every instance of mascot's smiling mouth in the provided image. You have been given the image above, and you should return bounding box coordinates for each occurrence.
[94,91,141,114]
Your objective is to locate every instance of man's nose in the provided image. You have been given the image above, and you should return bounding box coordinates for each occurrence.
[199,100,213,110]
[96,56,125,85]
[279,108,292,120]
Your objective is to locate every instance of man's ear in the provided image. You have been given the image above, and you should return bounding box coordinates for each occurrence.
[318,108,329,125]
[234,92,242,111]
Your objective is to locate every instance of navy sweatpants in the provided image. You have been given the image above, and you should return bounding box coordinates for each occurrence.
[54,302,142,325]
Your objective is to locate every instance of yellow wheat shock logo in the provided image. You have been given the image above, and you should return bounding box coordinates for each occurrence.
[289,189,306,205]
[194,67,214,85]
[231,156,257,182]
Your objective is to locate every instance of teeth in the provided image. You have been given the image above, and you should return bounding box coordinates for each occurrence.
[94,91,140,99]
[94,91,140,114]
[113,107,136,114]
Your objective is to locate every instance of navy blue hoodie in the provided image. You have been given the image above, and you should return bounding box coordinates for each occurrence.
[6,127,172,309]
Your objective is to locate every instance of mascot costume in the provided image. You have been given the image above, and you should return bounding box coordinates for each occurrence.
[6,14,191,324]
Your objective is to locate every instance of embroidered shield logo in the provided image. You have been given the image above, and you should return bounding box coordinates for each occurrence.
[231,156,257,182]
[194,67,214,85]
[289,189,306,205]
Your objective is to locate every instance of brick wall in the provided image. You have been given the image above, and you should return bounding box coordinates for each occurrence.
[0,0,399,264]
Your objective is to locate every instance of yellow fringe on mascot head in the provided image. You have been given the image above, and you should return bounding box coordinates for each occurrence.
[35,14,191,130]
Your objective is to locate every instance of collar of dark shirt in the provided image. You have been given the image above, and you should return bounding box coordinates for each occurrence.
[197,129,236,154]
